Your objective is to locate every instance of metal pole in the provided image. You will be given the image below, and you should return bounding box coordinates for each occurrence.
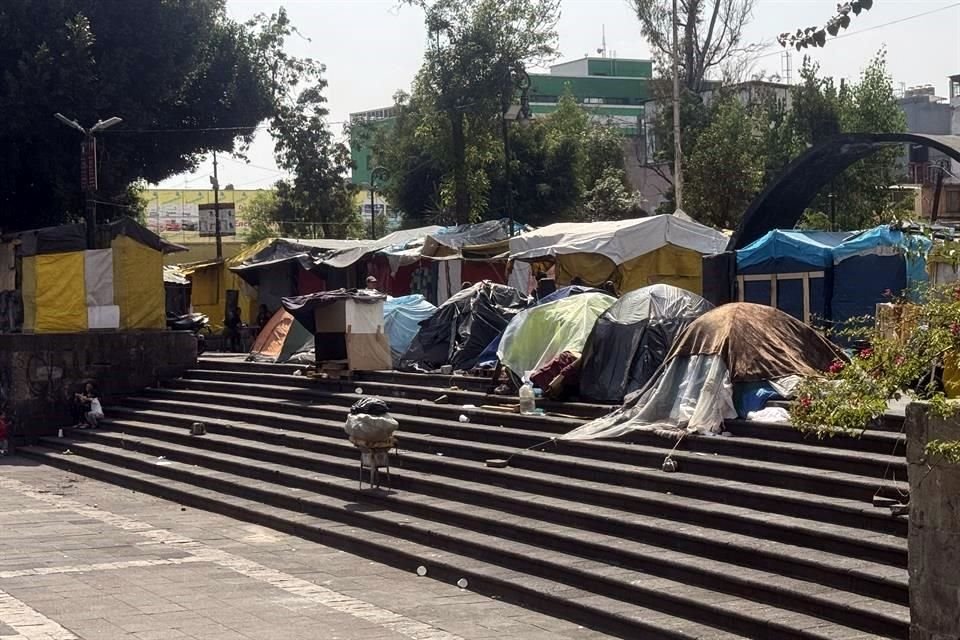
[671,0,683,210]
[502,111,513,237]
[370,187,376,239]
[82,135,97,249]
[213,151,222,259]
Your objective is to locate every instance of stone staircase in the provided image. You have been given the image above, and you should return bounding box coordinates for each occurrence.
[19,357,911,639]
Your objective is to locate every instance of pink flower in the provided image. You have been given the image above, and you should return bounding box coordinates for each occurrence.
[828,360,845,374]
[799,396,813,410]
[859,348,874,359]
[952,323,960,337]
[895,355,905,366]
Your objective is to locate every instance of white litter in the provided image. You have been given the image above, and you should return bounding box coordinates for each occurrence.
[746,407,791,423]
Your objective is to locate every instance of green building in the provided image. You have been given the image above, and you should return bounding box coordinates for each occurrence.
[349,56,654,186]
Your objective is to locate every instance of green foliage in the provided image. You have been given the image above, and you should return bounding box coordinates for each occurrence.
[925,439,960,465]
[0,0,288,229]
[582,167,643,222]
[656,50,909,231]
[241,191,280,245]
[402,0,561,223]
[790,281,960,439]
[685,94,764,229]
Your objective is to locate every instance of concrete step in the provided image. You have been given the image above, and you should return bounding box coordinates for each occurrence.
[24,438,906,639]
[133,387,913,514]
[79,415,911,607]
[167,373,908,479]
[183,367,614,419]
[104,403,908,567]
[19,443,750,640]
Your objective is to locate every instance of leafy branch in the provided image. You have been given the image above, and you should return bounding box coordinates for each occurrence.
[777,0,874,50]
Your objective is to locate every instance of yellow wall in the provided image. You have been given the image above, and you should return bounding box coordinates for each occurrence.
[34,252,88,333]
[187,263,256,330]
[113,235,165,329]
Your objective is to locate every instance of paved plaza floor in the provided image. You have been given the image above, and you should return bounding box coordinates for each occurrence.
[0,458,612,640]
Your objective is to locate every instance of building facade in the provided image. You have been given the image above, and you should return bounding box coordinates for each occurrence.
[898,76,960,221]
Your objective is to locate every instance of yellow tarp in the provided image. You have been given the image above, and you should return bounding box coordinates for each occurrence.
[554,244,704,295]
[21,255,36,332]
[34,252,87,333]
[945,353,960,399]
[113,234,164,329]
[186,262,256,330]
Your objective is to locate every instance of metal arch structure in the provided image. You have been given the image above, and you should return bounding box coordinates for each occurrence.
[727,133,960,252]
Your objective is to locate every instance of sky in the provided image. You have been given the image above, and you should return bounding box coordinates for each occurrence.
[158,0,960,190]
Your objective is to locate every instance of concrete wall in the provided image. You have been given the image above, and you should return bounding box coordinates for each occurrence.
[905,402,960,640]
[0,331,197,439]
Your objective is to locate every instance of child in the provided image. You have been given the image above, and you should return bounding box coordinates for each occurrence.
[75,383,103,429]
[0,409,9,456]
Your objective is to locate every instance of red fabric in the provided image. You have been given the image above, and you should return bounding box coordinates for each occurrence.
[0,417,9,440]
[462,260,506,286]
[530,351,579,390]
[297,268,327,296]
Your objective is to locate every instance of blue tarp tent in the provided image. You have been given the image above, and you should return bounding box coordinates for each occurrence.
[831,226,931,326]
[384,295,437,367]
[736,230,852,324]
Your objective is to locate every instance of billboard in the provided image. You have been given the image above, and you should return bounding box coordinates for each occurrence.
[198,203,236,237]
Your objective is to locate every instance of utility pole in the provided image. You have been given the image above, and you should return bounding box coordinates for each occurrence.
[211,151,222,260]
[671,0,683,211]
[369,187,377,240]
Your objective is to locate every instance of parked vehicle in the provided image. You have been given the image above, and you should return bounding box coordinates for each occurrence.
[166,312,210,355]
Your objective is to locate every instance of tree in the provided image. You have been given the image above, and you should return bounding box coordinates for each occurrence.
[241,191,280,245]
[582,167,645,222]
[404,0,561,223]
[684,94,764,229]
[0,1,306,230]
[270,77,360,240]
[789,53,909,229]
[630,0,759,93]
[778,0,874,51]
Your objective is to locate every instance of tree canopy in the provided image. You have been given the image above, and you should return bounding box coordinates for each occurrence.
[0,1,303,231]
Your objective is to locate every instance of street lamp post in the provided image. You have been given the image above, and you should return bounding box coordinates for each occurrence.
[54,113,123,249]
[500,66,530,238]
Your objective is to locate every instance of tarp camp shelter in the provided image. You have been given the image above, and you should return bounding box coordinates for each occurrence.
[579,284,714,404]
[247,309,314,364]
[1,217,185,334]
[231,227,443,310]
[371,220,516,304]
[735,230,852,324]
[508,215,728,295]
[383,295,437,367]
[399,281,531,372]
[497,291,615,380]
[282,289,391,371]
[177,243,262,330]
[474,285,599,368]
[563,303,842,440]
[831,225,931,327]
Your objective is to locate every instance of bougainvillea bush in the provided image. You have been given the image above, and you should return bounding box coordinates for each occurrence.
[790,283,960,450]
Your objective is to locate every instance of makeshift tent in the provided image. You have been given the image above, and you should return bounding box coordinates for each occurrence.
[5,217,184,334]
[498,292,615,379]
[735,230,852,324]
[399,281,530,372]
[475,285,599,368]
[508,215,728,295]
[579,284,714,404]
[163,265,191,317]
[831,226,931,326]
[283,289,390,370]
[563,303,842,439]
[384,295,437,367]
[247,309,314,364]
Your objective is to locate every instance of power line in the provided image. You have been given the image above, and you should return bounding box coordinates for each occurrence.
[756,1,960,61]
[103,120,347,134]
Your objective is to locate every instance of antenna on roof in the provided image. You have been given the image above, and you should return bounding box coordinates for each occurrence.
[596,25,607,58]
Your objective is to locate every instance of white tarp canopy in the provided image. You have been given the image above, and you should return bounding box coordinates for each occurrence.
[508,215,728,265]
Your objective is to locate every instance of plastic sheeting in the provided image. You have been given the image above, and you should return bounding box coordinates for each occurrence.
[35,252,87,333]
[0,242,15,292]
[112,234,164,330]
[84,249,114,307]
[475,285,600,368]
[399,281,531,372]
[509,215,728,265]
[88,305,120,329]
[579,284,713,403]
[563,354,737,439]
[247,309,314,363]
[736,230,851,272]
[498,292,615,378]
[384,295,437,366]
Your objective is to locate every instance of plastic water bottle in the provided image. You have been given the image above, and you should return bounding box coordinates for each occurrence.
[518,374,536,415]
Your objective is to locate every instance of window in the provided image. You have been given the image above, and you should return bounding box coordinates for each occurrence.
[946,189,960,214]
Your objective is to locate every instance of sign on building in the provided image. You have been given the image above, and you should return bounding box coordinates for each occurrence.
[198,203,236,237]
